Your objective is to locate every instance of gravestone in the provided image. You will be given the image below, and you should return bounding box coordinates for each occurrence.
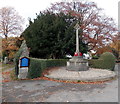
[4,57,8,64]
[18,57,30,79]
[1,59,3,63]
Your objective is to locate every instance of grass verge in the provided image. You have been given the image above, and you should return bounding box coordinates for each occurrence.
[1,63,14,72]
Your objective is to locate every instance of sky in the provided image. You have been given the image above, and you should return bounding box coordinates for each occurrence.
[0,0,119,29]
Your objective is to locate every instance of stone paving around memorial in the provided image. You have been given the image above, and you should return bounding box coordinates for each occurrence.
[45,67,116,82]
[2,64,119,102]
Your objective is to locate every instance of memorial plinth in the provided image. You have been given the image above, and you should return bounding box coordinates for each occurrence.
[66,56,89,71]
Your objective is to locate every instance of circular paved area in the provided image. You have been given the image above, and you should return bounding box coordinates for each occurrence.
[45,67,117,82]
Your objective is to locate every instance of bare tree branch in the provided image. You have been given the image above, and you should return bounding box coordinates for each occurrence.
[0,7,24,39]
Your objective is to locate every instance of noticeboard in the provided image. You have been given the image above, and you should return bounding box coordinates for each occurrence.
[20,57,30,68]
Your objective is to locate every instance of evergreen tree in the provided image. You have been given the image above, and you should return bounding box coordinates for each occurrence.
[23,11,88,59]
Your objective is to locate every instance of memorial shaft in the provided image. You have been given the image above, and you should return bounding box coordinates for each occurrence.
[76,28,79,53]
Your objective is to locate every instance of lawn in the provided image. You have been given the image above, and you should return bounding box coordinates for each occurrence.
[0,62,15,72]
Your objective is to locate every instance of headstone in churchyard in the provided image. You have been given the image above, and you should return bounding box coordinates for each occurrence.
[1,58,3,63]
[4,57,8,64]
[18,57,30,79]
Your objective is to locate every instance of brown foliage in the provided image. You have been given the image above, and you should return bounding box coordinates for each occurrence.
[2,37,23,60]
[110,35,120,58]
[96,46,112,55]
[0,7,24,39]
[47,2,117,51]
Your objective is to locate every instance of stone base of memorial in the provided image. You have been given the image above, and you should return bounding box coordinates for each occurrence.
[67,56,89,71]
[18,67,28,79]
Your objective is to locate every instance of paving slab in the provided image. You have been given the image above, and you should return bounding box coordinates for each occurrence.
[45,67,117,82]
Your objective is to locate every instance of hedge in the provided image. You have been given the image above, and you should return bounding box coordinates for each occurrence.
[27,58,68,79]
[89,52,116,71]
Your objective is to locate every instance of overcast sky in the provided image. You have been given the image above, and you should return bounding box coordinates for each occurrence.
[0,0,119,29]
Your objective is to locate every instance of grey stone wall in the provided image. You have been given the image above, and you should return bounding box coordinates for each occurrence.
[20,40,29,57]
[18,40,29,79]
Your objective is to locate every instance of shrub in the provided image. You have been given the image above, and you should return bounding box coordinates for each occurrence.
[27,58,44,78]
[10,69,18,80]
[45,59,67,68]
[92,55,99,59]
[27,58,67,79]
[89,52,116,71]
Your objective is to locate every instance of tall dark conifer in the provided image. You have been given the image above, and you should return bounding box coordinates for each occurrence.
[23,12,88,59]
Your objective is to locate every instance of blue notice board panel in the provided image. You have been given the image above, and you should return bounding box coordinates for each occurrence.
[20,57,30,67]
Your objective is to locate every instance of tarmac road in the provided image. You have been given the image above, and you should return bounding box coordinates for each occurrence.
[2,64,119,103]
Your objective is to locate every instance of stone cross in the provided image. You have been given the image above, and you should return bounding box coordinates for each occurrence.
[74,23,80,53]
